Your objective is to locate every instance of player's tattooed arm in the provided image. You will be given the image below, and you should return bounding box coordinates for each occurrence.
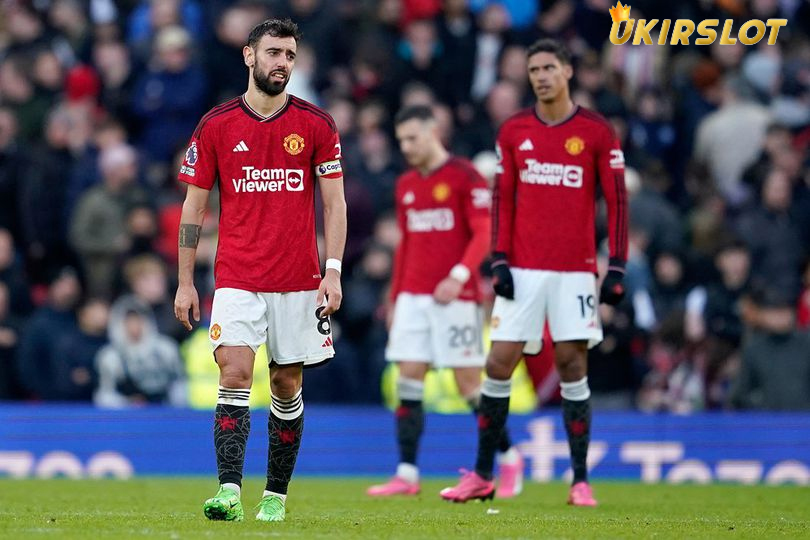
[178,224,202,248]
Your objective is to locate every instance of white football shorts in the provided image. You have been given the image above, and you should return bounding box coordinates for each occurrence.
[490,268,603,351]
[385,293,485,368]
[209,287,334,366]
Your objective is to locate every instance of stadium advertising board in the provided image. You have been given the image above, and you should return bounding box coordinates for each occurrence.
[1,405,807,484]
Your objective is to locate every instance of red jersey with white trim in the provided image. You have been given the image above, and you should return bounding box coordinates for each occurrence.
[390,157,492,303]
[178,94,342,292]
[493,105,627,272]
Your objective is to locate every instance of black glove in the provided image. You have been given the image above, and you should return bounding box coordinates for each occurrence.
[600,259,626,305]
[491,252,514,300]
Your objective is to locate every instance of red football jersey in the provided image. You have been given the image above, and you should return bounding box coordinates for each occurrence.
[178,94,342,292]
[390,157,492,302]
[493,106,627,272]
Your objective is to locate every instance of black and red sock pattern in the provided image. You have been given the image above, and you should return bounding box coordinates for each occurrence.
[396,399,424,465]
[474,394,509,480]
[266,394,304,495]
[469,404,512,453]
[562,398,592,484]
[214,403,251,486]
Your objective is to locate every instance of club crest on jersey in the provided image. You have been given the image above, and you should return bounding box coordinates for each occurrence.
[432,183,451,202]
[185,142,198,165]
[283,133,305,155]
[565,136,585,156]
[210,323,221,340]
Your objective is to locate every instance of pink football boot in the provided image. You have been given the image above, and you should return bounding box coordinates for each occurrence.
[367,476,420,497]
[567,481,598,507]
[496,452,525,498]
[439,470,495,503]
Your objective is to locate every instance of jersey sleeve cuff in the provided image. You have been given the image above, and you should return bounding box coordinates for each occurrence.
[449,264,471,284]
[608,258,626,273]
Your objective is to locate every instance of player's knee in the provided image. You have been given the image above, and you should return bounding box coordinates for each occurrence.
[454,369,482,398]
[219,370,252,389]
[218,363,253,388]
[554,345,587,381]
[485,358,512,380]
[271,370,302,399]
[485,344,521,379]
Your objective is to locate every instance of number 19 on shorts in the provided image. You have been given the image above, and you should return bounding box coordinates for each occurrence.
[577,294,595,319]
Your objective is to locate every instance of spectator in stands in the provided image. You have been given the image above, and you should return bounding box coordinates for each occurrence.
[470,3,510,102]
[123,204,159,261]
[462,79,522,155]
[207,3,268,103]
[127,0,205,63]
[65,119,129,223]
[20,105,86,286]
[131,25,208,166]
[94,299,185,408]
[0,108,25,238]
[93,40,138,129]
[588,300,646,410]
[69,143,148,298]
[31,49,66,106]
[277,0,344,76]
[51,298,109,401]
[116,254,183,343]
[730,285,810,410]
[15,267,81,400]
[736,168,805,300]
[0,54,52,142]
[354,128,401,214]
[48,0,93,64]
[436,0,477,109]
[0,229,32,318]
[685,241,751,408]
[629,162,685,258]
[644,250,690,328]
[3,3,49,58]
[694,76,771,206]
[741,124,793,193]
[627,88,676,169]
[574,50,625,119]
[0,282,23,400]
[390,19,447,105]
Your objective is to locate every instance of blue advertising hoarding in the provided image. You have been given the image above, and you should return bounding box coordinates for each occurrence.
[1,405,808,484]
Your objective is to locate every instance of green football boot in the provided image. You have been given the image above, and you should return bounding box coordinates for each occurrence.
[203,486,244,521]
[255,494,286,522]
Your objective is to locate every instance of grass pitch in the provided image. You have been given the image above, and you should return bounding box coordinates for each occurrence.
[0,478,807,539]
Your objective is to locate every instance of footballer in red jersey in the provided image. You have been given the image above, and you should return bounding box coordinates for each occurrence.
[173,19,347,522]
[442,39,628,507]
[367,106,523,499]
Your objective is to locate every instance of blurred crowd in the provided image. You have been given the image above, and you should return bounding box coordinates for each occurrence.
[0,0,809,411]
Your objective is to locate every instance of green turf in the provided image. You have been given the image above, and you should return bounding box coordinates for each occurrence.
[0,478,808,539]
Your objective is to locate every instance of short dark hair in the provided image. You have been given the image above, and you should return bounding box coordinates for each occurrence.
[716,238,749,255]
[527,38,572,65]
[394,105,434,126]
[247,18,302,48]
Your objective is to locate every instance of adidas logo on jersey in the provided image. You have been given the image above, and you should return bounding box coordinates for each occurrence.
[321,336,333,348]
[233,140,249,152]
[519,139,534,151]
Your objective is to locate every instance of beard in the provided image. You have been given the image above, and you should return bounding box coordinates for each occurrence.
[253,68,289,96]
